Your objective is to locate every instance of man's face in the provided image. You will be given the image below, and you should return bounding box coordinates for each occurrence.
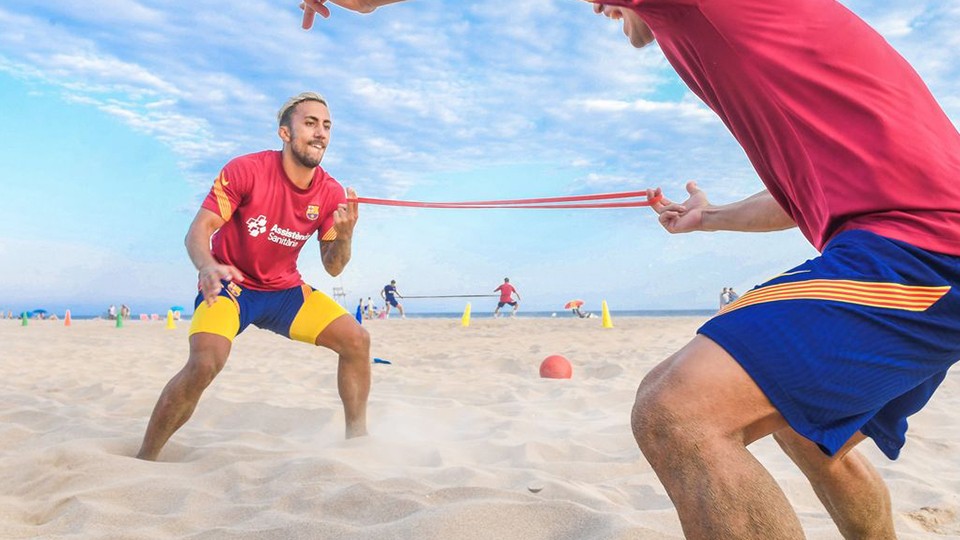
[595,4,655,48]
[283,100,331,168]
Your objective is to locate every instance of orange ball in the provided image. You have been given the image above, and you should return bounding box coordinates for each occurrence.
[539,355,572,379]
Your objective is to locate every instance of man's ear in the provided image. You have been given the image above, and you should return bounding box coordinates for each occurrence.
[278,125,291,143]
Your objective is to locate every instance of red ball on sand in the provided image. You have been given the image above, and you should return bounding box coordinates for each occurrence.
[539,355,572,379]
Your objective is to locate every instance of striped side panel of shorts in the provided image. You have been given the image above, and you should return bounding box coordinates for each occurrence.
[719,279,950,315]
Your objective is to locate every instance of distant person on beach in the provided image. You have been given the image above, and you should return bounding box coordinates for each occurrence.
[381,280,405,318]
[727,287,739,303]
[493,278,520,318]
[719,287,731,309]
[136,92,370,461]
[108,304,117,320]
[315,0,960,538]
[572,306,593,319]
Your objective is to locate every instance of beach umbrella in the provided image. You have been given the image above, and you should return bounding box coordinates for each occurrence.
[563,300,584,310]
[29,309,48,317]
[169,306,185,312]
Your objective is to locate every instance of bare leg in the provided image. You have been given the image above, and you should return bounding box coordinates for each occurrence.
[315,314,371,438]
[136,333,231,461]
[632,335,804,539]
[774,429,895,539]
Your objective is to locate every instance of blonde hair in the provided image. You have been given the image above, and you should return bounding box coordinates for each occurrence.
[277,92,328,127]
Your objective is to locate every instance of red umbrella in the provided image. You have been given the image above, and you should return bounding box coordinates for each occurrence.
[564,299,584,309]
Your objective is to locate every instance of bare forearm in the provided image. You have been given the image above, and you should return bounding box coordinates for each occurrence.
[322,239,352,276]
[700,190,796,232]
[185,227,220,271]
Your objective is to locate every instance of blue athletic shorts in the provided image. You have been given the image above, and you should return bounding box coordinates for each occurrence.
[698,230,960,459]
[188,281,349,344]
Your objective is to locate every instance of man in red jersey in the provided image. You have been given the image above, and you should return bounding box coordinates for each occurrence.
[137,92,371,461]
[308,1,960,538]
[493,277,520,318]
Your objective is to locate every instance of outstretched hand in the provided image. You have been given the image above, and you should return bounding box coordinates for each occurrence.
[333,187,360,240]
[300,0,384,29]
[648,181,710,234]
[300,0,330,29]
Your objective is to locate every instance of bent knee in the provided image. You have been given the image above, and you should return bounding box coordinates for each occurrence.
[630,364,736,459]
[183,352,226,389]
[338,325,370,357]
[631,379,684,453]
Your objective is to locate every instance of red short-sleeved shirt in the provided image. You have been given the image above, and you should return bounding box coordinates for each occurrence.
[596,0,960,254]
[496,283,517,303]
[200,150,346,290]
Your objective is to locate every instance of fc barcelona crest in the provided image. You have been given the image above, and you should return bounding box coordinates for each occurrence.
[306,204,320,220]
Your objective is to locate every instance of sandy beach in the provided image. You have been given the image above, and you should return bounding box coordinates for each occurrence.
[2,316,959,539]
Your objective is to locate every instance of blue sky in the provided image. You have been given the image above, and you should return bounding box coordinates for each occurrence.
[2,1,959,316]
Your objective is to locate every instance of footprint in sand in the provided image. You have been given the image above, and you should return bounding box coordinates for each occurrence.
[905,506,960,535]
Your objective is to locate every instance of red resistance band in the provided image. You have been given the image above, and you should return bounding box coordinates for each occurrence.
[347,190,662,209]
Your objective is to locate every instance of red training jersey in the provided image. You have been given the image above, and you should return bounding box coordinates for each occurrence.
[596,0,960,255]
[496,283,517,303]
[200,150,346,290]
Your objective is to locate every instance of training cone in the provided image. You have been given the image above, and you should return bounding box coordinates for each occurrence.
[64,309,72,326]
[116,313,123,328]
[165,310,176,330]
[21,312,28,326]
[539,354,573,379]
[461,302,472,327]
[601,300,614,328]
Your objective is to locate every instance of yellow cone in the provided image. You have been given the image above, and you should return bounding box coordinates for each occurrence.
[165,310,177,330]
[461,302,472,327]
[601,300,614,328]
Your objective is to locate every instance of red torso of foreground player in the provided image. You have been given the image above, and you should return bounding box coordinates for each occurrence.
[600,0,960,255]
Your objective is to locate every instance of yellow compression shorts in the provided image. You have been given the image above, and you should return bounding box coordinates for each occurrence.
[188,283,349,344]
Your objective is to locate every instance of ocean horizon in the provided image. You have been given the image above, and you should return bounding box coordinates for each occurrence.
[16,309,716,321]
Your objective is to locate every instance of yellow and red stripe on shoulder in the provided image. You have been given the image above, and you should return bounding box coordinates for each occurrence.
[213,170,233,221]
